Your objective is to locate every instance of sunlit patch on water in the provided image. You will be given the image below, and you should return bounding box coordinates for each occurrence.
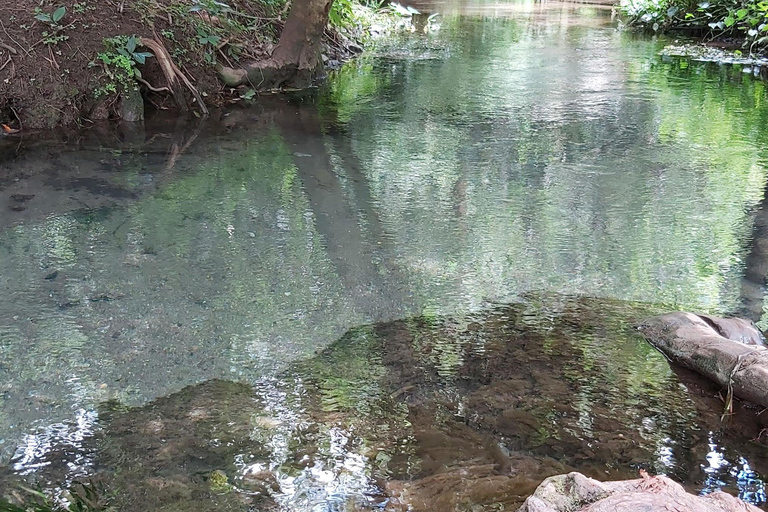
[11,408,97,478]
[702,433,767,505]
[1,297,768,510]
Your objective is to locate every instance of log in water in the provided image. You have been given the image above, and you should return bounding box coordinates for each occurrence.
[639,312,768,408]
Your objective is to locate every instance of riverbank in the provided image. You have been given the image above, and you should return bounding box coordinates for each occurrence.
[0,0,384,130]
[618,0,768,57]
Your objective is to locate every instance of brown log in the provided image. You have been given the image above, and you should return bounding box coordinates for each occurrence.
[638,312,768,407]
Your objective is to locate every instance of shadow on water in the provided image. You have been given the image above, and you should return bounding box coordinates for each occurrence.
[2,295,768,511]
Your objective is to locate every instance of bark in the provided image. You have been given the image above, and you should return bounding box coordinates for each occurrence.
[638,311,768,407]
[216,0,334,89]
[518,471,761,512]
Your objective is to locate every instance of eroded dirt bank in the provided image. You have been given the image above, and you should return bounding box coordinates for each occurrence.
[0,0,363,129]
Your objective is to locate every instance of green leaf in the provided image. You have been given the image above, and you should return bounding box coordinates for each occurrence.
[126,36,136,53]
[737,8,749,18]
[667,6,679,17]
[52,6,66,23]
[724,15,735,26]
[35,13,52,22]
[132,52,146,64]
[685,12,695,18]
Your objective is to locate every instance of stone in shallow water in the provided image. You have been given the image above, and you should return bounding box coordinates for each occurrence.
[518,471,762,512]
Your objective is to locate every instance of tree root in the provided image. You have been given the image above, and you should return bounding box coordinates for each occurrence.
[139,37,208,116]
[0,41,17,55]
[216,60,310,90]
[136,76,169,93]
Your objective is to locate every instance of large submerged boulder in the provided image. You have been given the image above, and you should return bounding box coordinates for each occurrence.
[518,471,761,512]
[638,312,768,408]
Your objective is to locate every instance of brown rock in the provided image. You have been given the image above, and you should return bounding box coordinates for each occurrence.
[518,472,761,512]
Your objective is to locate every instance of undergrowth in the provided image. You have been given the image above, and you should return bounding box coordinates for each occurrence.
[620,0,768,53]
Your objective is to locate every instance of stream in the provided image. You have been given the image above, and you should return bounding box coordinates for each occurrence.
[2,0,768,510]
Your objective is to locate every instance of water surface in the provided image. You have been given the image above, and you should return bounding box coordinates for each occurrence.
[2,0,768,509]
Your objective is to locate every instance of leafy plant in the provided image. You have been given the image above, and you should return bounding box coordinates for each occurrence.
[34,6,69,45]
[189,0,232,16]
[92,35,154,97]
[196,27,222,46]
[34,6,66,25]
[114,35,153,65]
[329,0,356,29]
[620,0,768,52]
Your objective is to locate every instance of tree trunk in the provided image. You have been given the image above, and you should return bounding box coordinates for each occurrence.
[216,0,334,89]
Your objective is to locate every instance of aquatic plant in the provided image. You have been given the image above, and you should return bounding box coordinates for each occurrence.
[0,481,111,512]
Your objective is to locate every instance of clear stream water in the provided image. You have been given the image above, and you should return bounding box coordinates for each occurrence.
[2,0,768,510]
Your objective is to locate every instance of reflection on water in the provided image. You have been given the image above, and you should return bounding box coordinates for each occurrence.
[703,438,767,505]
[3,0,768,508]
[3,297,768,511]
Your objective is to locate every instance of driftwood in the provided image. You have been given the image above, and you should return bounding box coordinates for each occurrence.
[518,471,761,512]
[638,312,768,408]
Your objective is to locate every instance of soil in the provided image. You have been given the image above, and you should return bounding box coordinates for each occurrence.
[0,0,359,130]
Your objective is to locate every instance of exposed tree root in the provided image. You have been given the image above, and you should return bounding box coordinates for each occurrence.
[135,77,169,93]
[0,41,16,54]
[216,58,318,90]
[216,60,287,89]
[139,37,208,116]
[215,0,332,90]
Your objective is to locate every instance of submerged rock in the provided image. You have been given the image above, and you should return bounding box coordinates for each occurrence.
[518,471,761,512]
[4,297,768,511]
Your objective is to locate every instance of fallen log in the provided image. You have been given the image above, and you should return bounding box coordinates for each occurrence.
[638,312,768,408]
[518,471,761,512]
